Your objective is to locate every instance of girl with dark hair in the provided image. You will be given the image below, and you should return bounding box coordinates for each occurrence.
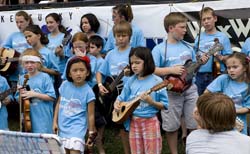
[24,25,59,76]
[53,56,96,154]
[80,13,106,53]
[114,47,168,154]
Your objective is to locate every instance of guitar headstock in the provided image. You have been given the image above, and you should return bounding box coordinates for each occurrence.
[235,117,244,132]
[208,38,224,55]
[61,33,72,47]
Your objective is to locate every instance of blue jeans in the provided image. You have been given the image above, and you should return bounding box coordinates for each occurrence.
[195,72,213,95]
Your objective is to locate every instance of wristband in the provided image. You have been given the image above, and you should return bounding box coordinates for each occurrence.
[98,83,103,87]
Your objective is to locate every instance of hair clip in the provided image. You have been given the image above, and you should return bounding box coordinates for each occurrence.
[80,56,90,67]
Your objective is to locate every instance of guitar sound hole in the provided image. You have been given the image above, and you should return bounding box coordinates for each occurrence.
[121,106,125,113]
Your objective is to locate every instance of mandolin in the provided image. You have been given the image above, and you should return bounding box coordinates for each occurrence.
[20,74,32,132]
[165,38,224,93]
[0,48,20,75]
[112,80,173,124]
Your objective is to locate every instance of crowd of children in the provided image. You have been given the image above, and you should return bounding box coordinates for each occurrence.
[0,3,250,154]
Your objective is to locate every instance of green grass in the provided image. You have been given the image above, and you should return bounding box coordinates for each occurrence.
[8,115,185,154]
[7,93,186,154]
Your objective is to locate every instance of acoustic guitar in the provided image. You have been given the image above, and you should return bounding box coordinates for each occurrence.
[165,38,224,93]
[0,48,20,74]
[112,80,173,124]
[93,65,129,117]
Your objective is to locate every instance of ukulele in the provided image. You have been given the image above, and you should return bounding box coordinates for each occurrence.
[0,48,20,75]
[93,65,129,116]
[20,74,32,132]
[165,38,224,93]
[112,80,173,124]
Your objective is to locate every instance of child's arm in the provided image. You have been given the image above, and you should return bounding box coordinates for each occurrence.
[140,93,164,110]
[53,97,60,134]
[154,65,185,76]
[86,101,97,148]
[87,101,96,132]
[20,90,55,102]
[236,108,250,114]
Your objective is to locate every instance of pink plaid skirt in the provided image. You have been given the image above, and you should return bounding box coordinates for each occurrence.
[129,116,162,154]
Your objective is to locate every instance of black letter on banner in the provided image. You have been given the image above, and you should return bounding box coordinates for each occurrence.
[69,12,72,20]
[1,16,4,23]
[38,14,42,21]
[10,15,13,22]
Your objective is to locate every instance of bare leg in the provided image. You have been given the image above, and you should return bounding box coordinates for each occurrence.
[120,129,131,154]
[181,117,187,145]
[166,131,178,154]
[96,126,106,154]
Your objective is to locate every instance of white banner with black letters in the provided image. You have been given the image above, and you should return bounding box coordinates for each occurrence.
[0,0,250,49]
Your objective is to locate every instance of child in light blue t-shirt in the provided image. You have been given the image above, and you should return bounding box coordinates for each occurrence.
[205,52,250,135]
[0,75,12,130]
[241,37,250,56]
[53,56,96,153]
[104,4,145,53]
[17,49,56,133]
[114,47,168,154]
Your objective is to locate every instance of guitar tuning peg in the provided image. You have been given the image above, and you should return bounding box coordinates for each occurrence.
[167,84,173,90]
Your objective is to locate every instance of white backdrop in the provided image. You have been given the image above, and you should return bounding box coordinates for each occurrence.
[0,0,250,48]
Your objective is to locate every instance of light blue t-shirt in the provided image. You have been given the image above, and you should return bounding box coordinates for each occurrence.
[0,76,12,130]
[104,24,145,53]
[152,41,196,68]
[17,72,56,133]
[58,81,95,139]
[39,46,59,73]
[207,74,250,134]
[118,74,168,118]
[1,32,31,81]
[98,46,131,84]
[241,37,250,56]
[2,32,31,53]
[194,31,232,72]
[47,32,70,74]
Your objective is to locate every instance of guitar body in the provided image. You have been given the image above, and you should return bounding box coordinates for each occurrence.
[112,80,171,124]
[0,49,20,75]
[165,60,195,93]
[93,76,123,118]
[112,100,140,124]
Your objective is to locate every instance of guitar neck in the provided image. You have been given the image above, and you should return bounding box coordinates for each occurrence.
[7,57,20,62]
[0,87,16,101]
[109,67,127,92]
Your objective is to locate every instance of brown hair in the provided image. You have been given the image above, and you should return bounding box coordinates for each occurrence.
[72,32,89,44]
[113,4,133,22]
[197,93,236,133]
[112,21,132,39]
[226,52,250,84]
[199,7,216,18]
[164,12,187,32]
[15,11,34,26]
